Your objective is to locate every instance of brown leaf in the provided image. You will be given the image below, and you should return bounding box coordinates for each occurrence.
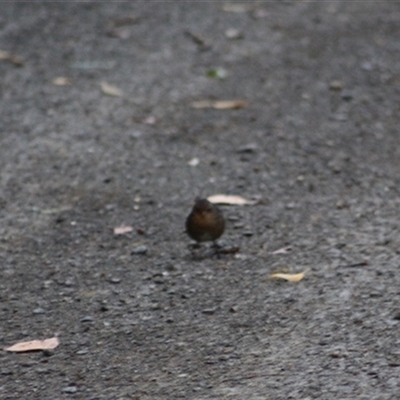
[100,82,123,97]
[207,194,256,205]
[269,270,309,282]
[114,225,133,235]
[191,100,248,110]
[5,337,59,352]
[0,49,24,66]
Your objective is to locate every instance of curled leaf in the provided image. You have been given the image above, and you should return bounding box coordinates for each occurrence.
[5,337,59,352]
[207,194,256,205]
[270,270,309,282]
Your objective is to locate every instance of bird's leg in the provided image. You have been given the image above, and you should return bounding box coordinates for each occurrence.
[189,242,201,250]
[211,241,222,258]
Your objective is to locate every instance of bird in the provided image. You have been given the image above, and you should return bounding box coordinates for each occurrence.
[185,198,225,246]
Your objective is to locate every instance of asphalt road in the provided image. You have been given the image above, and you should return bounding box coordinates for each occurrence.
[1,2,400,399]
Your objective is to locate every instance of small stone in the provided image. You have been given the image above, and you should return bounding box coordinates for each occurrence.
[64,278,74,287]
[202,307,217,315]
[33,307,45,315]
[237,143,257,153]
[242,231,254,237]
[109,277,121,284]
[132,245,148,255]
[76,349,89,355]
[336,199,347,209]
[341,90,353,101]
[361,61,373,71]
[225,28,243,39]
[62,386,78,394]
[393,312,400,321]
[81,315,94,323]
[329,80,343,91]
[1,369,13,376]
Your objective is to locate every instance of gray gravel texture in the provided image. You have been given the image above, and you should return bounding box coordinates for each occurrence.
[1,2,400,399]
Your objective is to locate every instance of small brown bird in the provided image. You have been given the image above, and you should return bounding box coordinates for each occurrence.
[186,198,225,245]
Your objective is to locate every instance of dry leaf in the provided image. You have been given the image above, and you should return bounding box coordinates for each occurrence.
[52,77,71,86]
[207,194,256,205]
[269,270,309,282]
[270,246,292,255]
[192,100,248,110]
[0,49,24,66]
[100,82,123,97]
[5,337,59,352]
[114,225,133,235]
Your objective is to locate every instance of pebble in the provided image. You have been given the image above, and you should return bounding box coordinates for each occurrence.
[81,315,94,323]
[62,386,78,394]
[329,80,343,91]
[132,245,148,255]
[237,143,257,153]
[202,307,217,315]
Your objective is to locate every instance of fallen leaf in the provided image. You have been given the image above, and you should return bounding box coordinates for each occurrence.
[5,337,59,352]
[114,225,133,235]
[100,82,123,97]
[0,49,24,66]
[188,157,199,166]
[207,194,256,205]
[269,270,309,282]
[192,100,248,110]
[270,246,292,255]
[52,77,71,86]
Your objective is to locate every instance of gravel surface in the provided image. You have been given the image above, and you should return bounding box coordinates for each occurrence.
[1,2,400,399]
